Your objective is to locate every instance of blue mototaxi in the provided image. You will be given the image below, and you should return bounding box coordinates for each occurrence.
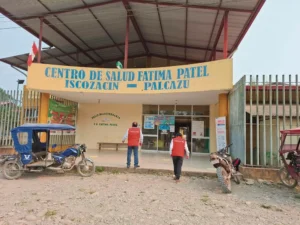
[1,123,95,180]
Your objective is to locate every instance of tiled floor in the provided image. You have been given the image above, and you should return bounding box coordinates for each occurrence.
[86,149,215,173]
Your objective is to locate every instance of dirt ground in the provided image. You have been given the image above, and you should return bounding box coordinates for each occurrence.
[0,171,299,225]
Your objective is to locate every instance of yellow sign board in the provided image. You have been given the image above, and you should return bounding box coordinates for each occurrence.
[27,59,233,94]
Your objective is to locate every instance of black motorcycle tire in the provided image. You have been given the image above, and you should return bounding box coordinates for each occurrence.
[216,167,232,194]
[77,159,95,177]
[278,167,298,189]
[3,161,23,180]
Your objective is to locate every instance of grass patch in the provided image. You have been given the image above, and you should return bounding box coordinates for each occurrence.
[111,169,120,174]
[45,210,57,218]
[294,194,300,199]
[96,166,105,173]
[200,195,210,203]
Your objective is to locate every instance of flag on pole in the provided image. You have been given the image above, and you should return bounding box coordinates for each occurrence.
[27,42,39,67]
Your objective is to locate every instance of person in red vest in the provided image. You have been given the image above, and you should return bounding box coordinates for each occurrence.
[122,122,143,168]
[169,132,189,182]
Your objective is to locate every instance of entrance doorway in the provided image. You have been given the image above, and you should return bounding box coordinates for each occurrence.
[141,105,210,153]
[175,116,191,153]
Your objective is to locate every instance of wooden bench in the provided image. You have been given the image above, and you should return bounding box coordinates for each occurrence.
[97,142,128,151]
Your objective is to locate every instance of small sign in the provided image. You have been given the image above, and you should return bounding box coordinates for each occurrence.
[216,117,227,151]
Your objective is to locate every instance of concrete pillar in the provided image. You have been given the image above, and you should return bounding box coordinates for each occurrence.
[218,93,229,144]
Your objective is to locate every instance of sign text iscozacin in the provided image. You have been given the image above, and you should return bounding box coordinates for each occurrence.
[44,65,209,91]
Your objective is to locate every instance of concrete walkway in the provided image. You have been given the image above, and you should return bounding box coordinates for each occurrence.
[86,149,216,173]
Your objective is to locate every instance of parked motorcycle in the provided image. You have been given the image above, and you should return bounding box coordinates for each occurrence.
[2,124,95,180]
[278,127,300,188]
[210,144,241,193]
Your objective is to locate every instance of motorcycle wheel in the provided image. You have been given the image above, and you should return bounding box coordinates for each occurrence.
[77,159,95,177]
[3,161,23,180]
[278,167,298,189]
[216,166,232,193]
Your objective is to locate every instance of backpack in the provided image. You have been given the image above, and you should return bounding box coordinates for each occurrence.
[232,158,241,171]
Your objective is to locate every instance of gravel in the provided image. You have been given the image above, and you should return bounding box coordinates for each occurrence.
[0,171,299,225]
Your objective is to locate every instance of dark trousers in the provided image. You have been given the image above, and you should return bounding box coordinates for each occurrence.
[172,156,183,180]
[127,146,139,166]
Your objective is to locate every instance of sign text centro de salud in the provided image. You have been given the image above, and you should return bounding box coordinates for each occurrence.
[27,59,232,93]
[45,65,208,91]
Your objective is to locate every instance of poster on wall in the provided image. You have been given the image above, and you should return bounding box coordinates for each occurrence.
[192,121,204,137]
[155,116,175,130]
[144,116,155,129]
[48,99,76,135]
[216,117,227,151]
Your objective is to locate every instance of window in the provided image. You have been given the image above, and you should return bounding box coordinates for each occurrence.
[176,105,192,116]
[159,105,175,115]
[193,105,210,116]
[17,132,28,145]
[143,105,158,114]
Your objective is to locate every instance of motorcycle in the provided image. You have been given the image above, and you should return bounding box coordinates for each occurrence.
[210,143,241,193]
[278,127,300,188]
[1,124,95,180]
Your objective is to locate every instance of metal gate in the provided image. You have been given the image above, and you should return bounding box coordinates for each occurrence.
[245,75,299,167]
[229,76,246,163]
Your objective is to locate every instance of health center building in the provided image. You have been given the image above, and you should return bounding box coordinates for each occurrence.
[0,0,265,154]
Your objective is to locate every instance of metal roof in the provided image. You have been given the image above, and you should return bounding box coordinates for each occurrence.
[0,0,265,70]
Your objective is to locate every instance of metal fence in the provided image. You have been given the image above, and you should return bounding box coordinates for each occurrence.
[245,75,299,167]
[0,88,77,148]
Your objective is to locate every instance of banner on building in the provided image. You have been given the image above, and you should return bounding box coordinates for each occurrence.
[48,99,76,135]
[216,117,227,151]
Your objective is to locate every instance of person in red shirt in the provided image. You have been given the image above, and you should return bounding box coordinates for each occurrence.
[122,122,143,168]
[169,133,189,182]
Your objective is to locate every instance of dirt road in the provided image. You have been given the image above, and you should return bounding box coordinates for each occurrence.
[0,171,299,225]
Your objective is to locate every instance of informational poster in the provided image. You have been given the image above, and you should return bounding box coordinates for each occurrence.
[216,117,227,151]
[48,99,76,135]
[144,116,155,129]
[192,121,204,137]
[155,116,175,130]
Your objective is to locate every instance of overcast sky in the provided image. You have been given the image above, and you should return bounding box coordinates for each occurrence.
[0,0,298,90]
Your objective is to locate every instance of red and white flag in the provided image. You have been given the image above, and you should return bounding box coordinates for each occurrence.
[27,42,39,67]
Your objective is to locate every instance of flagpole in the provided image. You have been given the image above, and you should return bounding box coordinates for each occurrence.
[38,17,44,63]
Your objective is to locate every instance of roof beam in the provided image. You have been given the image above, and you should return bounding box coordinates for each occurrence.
[42,52,69,66]
[43,19,100,65]
[18,0,121,21]
[146,40,223,53]
[86,53,147,66]
[150,54,201,63]
[37,0,103,63]
[81,0,124,55]
[230,0,266,54]
[0,59,27,71]
[34,41,141,62]
[121,0,149,54]
[0,7,82,64]
[156,0,168,57]
[209,11,229,61]
[204,0,222,61]
[184,0,188,60]
[128,0,253,13]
